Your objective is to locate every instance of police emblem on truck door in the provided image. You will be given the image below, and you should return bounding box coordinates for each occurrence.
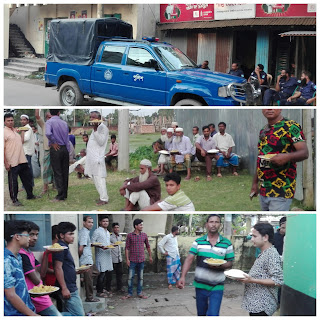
[133,74,144,82]
[104,69,113,81]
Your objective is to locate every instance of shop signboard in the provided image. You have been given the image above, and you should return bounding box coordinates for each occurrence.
[160,4,214,23]
[214,4,255,20]
[256,4,316,17]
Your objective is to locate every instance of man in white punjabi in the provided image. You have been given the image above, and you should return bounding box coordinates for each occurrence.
[158,226,181,290]
[169,127,192,180]
[213,122,239,177]
[84,110,109,206]
[119,159,161,211]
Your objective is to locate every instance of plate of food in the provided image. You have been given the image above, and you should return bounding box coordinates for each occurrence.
[258,154,277,160]
[91,242,103,246]
[89,119,103,124]
[170,150,180,155]
[159,150,169,155]
[224,269,248,280]
[18,126,29,131]
[29,285,59,296]
[204,258,227,266]
[43,244,68,251]
[104,245,115,249]
[207,149,219,154]
[76,264,92,272]
[113,241,123,246]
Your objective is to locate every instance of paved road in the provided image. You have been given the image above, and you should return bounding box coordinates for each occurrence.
[4,78,114,106]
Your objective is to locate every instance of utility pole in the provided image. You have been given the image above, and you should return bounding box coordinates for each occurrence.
[97,4,104,18]
[118,109,129,171]
[224,214,232,239]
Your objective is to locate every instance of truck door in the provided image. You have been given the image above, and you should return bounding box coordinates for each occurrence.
[122,47,167,105]
[91,45,127,100]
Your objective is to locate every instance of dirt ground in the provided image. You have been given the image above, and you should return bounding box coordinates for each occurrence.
[95,282,248,316]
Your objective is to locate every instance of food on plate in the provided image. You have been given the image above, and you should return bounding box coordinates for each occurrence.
[18,126,29,131]
[204,258,226,265]
[50,243,63,249]
[29,285,57,294]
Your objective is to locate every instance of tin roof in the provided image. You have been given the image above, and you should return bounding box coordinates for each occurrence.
[279,31,316,37]
[157,18,316,31]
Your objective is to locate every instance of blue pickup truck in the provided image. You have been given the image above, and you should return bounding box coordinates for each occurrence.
[45,18,252,106]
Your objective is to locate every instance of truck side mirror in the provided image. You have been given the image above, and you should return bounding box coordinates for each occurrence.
[150,59,160,71]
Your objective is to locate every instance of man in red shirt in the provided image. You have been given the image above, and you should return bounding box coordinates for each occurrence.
[105,134,118,169]
[123,219,153,299]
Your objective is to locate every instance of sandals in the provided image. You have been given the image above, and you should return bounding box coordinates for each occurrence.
[138,294,148,299]
[168,284,173,290]
[122,294,132,300]
[85,298,100,302]
[96,292,108,298]
[217,173,222,178]
[194,176,201,182]
[206,175,212,181]
[233,172,239,176]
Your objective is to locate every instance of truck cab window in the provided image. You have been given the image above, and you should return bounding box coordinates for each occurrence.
[101,46,126,64]
[126,47,154,68]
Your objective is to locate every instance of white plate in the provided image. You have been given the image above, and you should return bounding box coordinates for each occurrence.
[224,269,248,279]
[76,264,92,271]
[91,242,103,246]
[159,150,169,155]
[43,245,68,252]
[29,286,60,296]
[258,154,277,160]
[207,149,219,154]
[204,258,227,266]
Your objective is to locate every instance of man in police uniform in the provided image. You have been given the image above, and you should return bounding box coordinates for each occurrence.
[285,71,316,106]
[228,62,244,78]
[249,64,268,97]
[263,69,298,106]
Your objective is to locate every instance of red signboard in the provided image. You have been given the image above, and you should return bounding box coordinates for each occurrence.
[160,4,214,23]
[256,4,316,17]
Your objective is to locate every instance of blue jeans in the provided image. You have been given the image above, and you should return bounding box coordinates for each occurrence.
[259,196,292,211]
[60,290,85,316]
[38,304,62,316]
[128,262,144,296]
[195,288,223,316]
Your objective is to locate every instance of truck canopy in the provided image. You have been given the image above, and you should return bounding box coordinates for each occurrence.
[47,17,133,65]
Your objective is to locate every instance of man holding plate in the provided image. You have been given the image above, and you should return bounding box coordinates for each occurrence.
[195,125,219,181]
[178,214,234,316]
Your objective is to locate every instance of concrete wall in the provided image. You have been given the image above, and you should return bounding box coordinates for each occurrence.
[135,125,156,134]
[4,5,10,60]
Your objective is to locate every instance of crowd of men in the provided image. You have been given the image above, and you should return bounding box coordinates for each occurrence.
[5,214,287,316]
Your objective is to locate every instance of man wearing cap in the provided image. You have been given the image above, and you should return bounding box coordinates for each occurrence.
[85,110,109,206]
[20,114,35,187]
[169,127,192,180]
[171,122,179,134]
[155,128,174,175]
[119,159,161,211]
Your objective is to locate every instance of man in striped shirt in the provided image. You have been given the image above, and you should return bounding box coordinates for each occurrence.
[178,214,234,316]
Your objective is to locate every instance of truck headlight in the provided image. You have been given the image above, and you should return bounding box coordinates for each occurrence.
[218,86,229,97]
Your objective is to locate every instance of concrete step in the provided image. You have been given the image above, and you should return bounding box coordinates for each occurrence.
[8,61,45,70]
[5,64,40,73]
[4,68,32,77]
[82,297,107,315]
[9,57,46,67]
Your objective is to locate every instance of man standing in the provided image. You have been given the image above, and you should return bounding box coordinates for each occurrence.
[119,159,161,211]
[20,114,35,186]
[286,71,316,106]
[91,216,113,298]
[110,222,124,293]
[85,110,109,206]
[263,69,297,106]
[4,113,37,206]
[169,127,192,180]
[53,222,85,316]
[35,109,53,194]
[178,215,235,316]
[250,109,308,211]
[191,126,200,158]
[228,62,244,78]
[19,222,61,316]
[45,109,70,202]
[4,220,38,316]
[274,217,286,256]
[124,218,153,299]
[158,226,181,290]
[105,134,118,169]
[78,216,99,302]
[195,125,218,181]
[213,122,239,177]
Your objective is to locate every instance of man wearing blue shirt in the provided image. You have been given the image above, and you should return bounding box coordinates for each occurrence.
[286,71,316,105]
[263,69,298,105]
[249,64,268,97]
[4,220,38,316]
[228,62,244,78]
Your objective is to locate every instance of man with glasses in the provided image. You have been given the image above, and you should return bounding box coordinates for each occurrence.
[4,220,38,316]
[250,109,308,211]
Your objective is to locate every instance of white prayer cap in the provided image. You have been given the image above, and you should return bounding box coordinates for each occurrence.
[140,159,152,167]
[167,128,174,133]
[171,121,178,127]
[20,114,29,120]
[176,127,184,132]
[161,127,167,131]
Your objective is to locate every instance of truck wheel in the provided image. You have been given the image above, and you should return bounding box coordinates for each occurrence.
[174,99,203,106]
[59,81,84,106]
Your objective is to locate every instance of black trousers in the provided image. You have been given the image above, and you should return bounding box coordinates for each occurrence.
[8,163,34,202]
[97,270,112,293]
[50,145,69,200]
[249,311,268,316]
[112,262,123,291]
[105,155,117,166]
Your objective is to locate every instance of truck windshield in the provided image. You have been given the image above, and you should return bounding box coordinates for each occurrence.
[154,46,197,71]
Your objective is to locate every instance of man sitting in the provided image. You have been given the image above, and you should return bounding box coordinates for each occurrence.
[69,149,87,179]
[195,125,218,181]
[119,159,161,211]
[105,134,118,170]
[142,172,195,211]
[191,126,200,160]
[213,122,239,177]
[169,127,192,180]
